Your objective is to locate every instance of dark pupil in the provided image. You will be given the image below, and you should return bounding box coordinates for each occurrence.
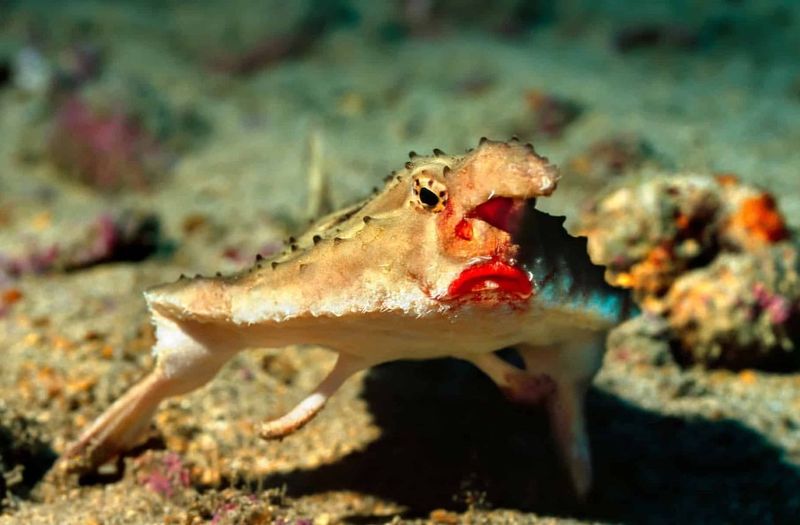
[419,187,439,207]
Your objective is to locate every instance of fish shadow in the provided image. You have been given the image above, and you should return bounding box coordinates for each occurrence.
[259,359,800,524]
[0,414,58,508]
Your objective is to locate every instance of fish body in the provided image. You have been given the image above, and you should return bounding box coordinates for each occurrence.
[60,139,632,498]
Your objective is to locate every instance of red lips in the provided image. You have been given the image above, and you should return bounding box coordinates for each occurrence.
[446,260,532,300]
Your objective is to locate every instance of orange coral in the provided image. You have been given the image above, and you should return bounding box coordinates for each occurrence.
[732,194,789,245]
[628,244,678,296]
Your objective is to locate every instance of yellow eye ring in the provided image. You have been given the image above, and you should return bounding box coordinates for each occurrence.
[412,176,448,212]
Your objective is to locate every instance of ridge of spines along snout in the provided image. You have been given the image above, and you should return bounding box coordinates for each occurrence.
[406,137,546,175]
[404,146,461,174]
[182,137,544,283]
[262,146,462,269]
[245,213,378,274]
[479,135,542,156]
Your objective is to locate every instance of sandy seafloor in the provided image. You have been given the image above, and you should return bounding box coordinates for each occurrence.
[1,1,800,523]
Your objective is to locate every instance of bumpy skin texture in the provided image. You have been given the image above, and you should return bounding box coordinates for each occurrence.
[58,139,631,498]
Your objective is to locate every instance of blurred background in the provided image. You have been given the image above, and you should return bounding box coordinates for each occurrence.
[1,1,800,524]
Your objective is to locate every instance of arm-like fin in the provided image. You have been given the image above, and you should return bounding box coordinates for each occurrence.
[58,371,167,474]
[259,353,372,439]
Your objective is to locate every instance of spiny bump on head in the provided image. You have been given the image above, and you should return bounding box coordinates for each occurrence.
[479,136,489,145]
[256,254,264,261]
[271,261,278,269]
[433,148,445,157]
[363,216,372,224]
[408,151,418,159]
[405,161,414,170]
[443,165,451,176]
[312,235,322,244]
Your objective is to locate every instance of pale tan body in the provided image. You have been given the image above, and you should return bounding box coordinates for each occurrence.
[59,139,612,499]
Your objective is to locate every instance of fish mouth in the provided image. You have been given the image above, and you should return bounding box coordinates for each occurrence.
[446,260,532,300]
[467,196,526,236]
[445,196,533,301]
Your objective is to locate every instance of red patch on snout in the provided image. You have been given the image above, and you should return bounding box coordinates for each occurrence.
[455,218,473,240]
[446,261,532,300]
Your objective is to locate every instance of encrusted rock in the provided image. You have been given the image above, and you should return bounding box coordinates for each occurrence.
[665,243,800,369]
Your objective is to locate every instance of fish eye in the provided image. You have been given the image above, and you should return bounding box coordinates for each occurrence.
[419,187,439,207]
[411,174,448,212]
